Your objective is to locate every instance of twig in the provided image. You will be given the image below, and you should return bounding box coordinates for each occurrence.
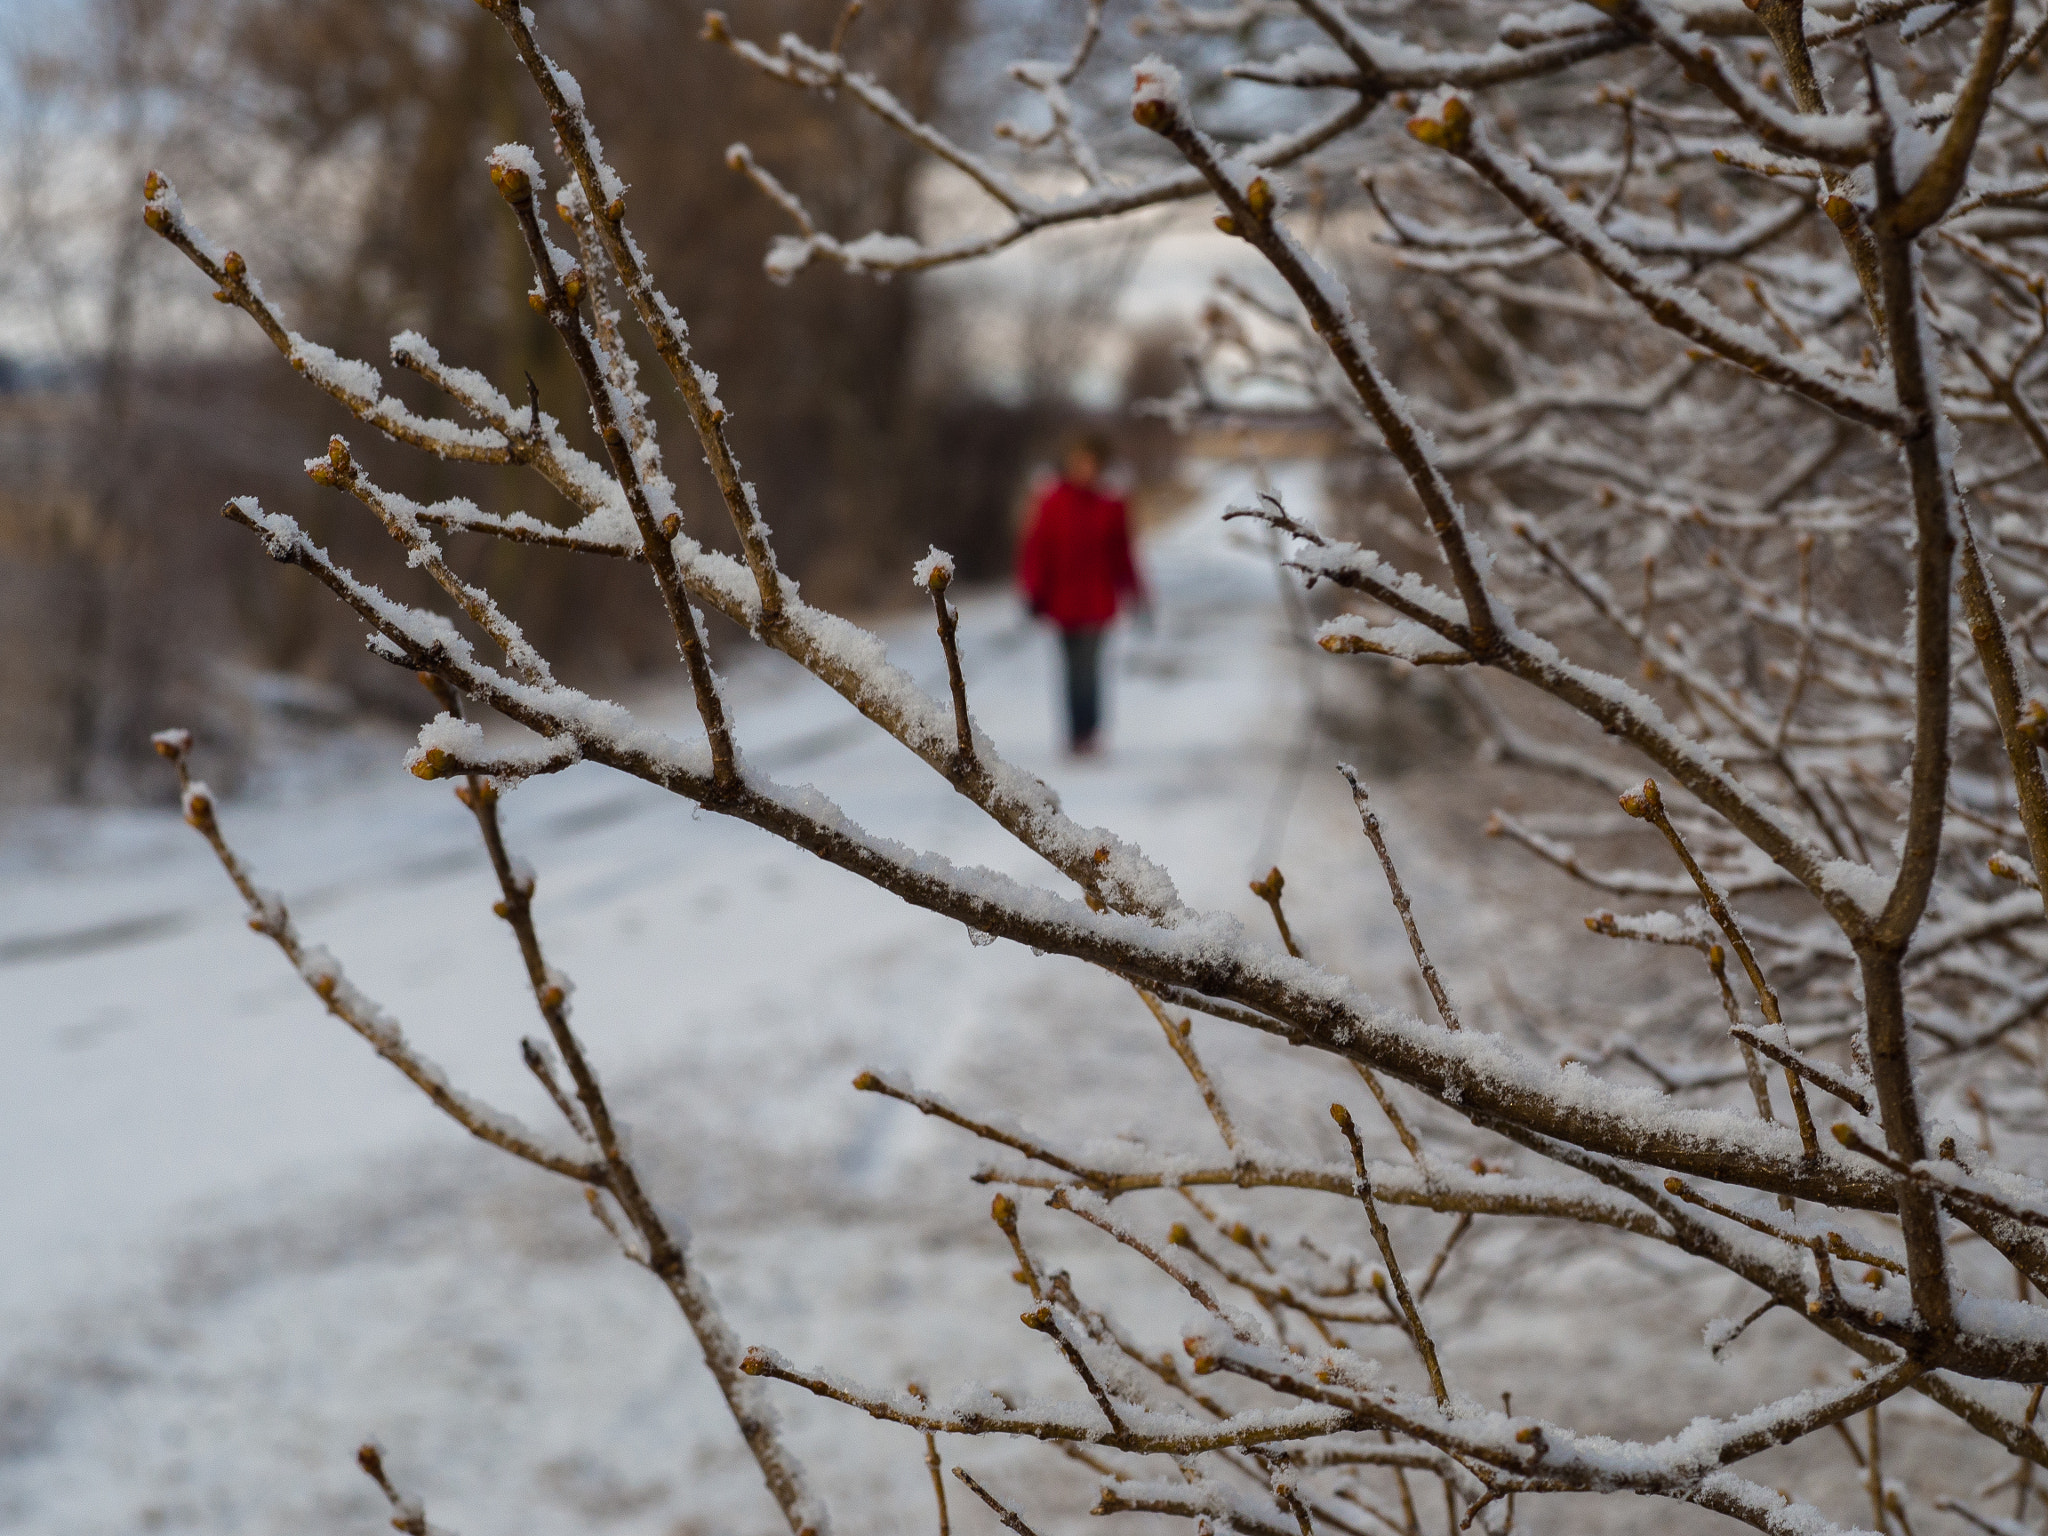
[2020,1383,2046,1522]
[918,550,975,769]
[952,1468,1047,1536]
[422,677,827,1536]
[1046,1187,1260,1345]
[1416,1213,1474,1302]
[905,1383,951,1536]
[1352,1063,1425,1168]
[1713,945,1783,1128]
[926,1434,950,1536]
[1274,1474,1320,1536]
[1251,866,1304,958]
[485,0,789,617]
[1710,1298,1781,1361]
[828,0,863,58]
[486,149,740,788]
[150,732,602,1184]
[1834,1123,2048,1234]
[149,178,1184,922]
[1730,1024,1873,1116]
[1135,95,1498,650]
[856,1071,1110,1187]
[1022,1302,1129,1438]
[357,1443,440,1536]
[1136,988,1240,1151]
[1330,1104,1448,1404]
[1662,1175,1906,1276]
[1867,1404,1890,1535]
[1341,768,1460,1031]
[522,1036,594,1142]
[1621,778,1821,1158]
[990,1193,1044,1301]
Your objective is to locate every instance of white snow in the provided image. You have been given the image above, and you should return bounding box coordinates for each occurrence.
[1131,55,1185,109]
[911,548,954,592]
[488,142,546,188]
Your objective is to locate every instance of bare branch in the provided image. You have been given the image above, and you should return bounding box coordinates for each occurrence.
[1330,1103,1449,1405]
[1341,768,1461,1032]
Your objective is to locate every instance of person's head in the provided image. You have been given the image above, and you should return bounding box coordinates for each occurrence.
[1062,432,1111,489]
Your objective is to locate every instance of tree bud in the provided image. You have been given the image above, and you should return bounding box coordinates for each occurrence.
[489,159,532,202]
[2019,696,2048,744]
[141,171,172,235]
[1617,778,1661,819]
[1406,95,1471,152]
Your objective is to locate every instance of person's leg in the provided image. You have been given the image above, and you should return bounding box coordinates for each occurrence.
[1062,627,1103,748]
[1076,628,1103,743]
[1059,628,1085,746]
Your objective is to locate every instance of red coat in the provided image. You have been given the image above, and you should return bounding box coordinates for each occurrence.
[1017,479,1142,630]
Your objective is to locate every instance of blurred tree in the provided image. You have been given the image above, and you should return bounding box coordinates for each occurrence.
[211,0,972,602]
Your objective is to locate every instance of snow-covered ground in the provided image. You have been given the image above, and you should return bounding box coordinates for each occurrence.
[0,469,1973,1535]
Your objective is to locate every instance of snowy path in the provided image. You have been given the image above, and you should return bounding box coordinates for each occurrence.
[0,469,1585,1534]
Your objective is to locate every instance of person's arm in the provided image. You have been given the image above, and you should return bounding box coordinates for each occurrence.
[1110,498,1145,611]
[1017,491,1049,616]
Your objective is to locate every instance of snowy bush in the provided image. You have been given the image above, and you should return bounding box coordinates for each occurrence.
[144,2,2048,1533]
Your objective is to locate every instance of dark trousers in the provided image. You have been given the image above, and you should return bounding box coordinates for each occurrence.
[1060,627,1105,746]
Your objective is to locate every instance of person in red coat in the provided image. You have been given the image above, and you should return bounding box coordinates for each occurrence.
[1017,434,1145,754]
